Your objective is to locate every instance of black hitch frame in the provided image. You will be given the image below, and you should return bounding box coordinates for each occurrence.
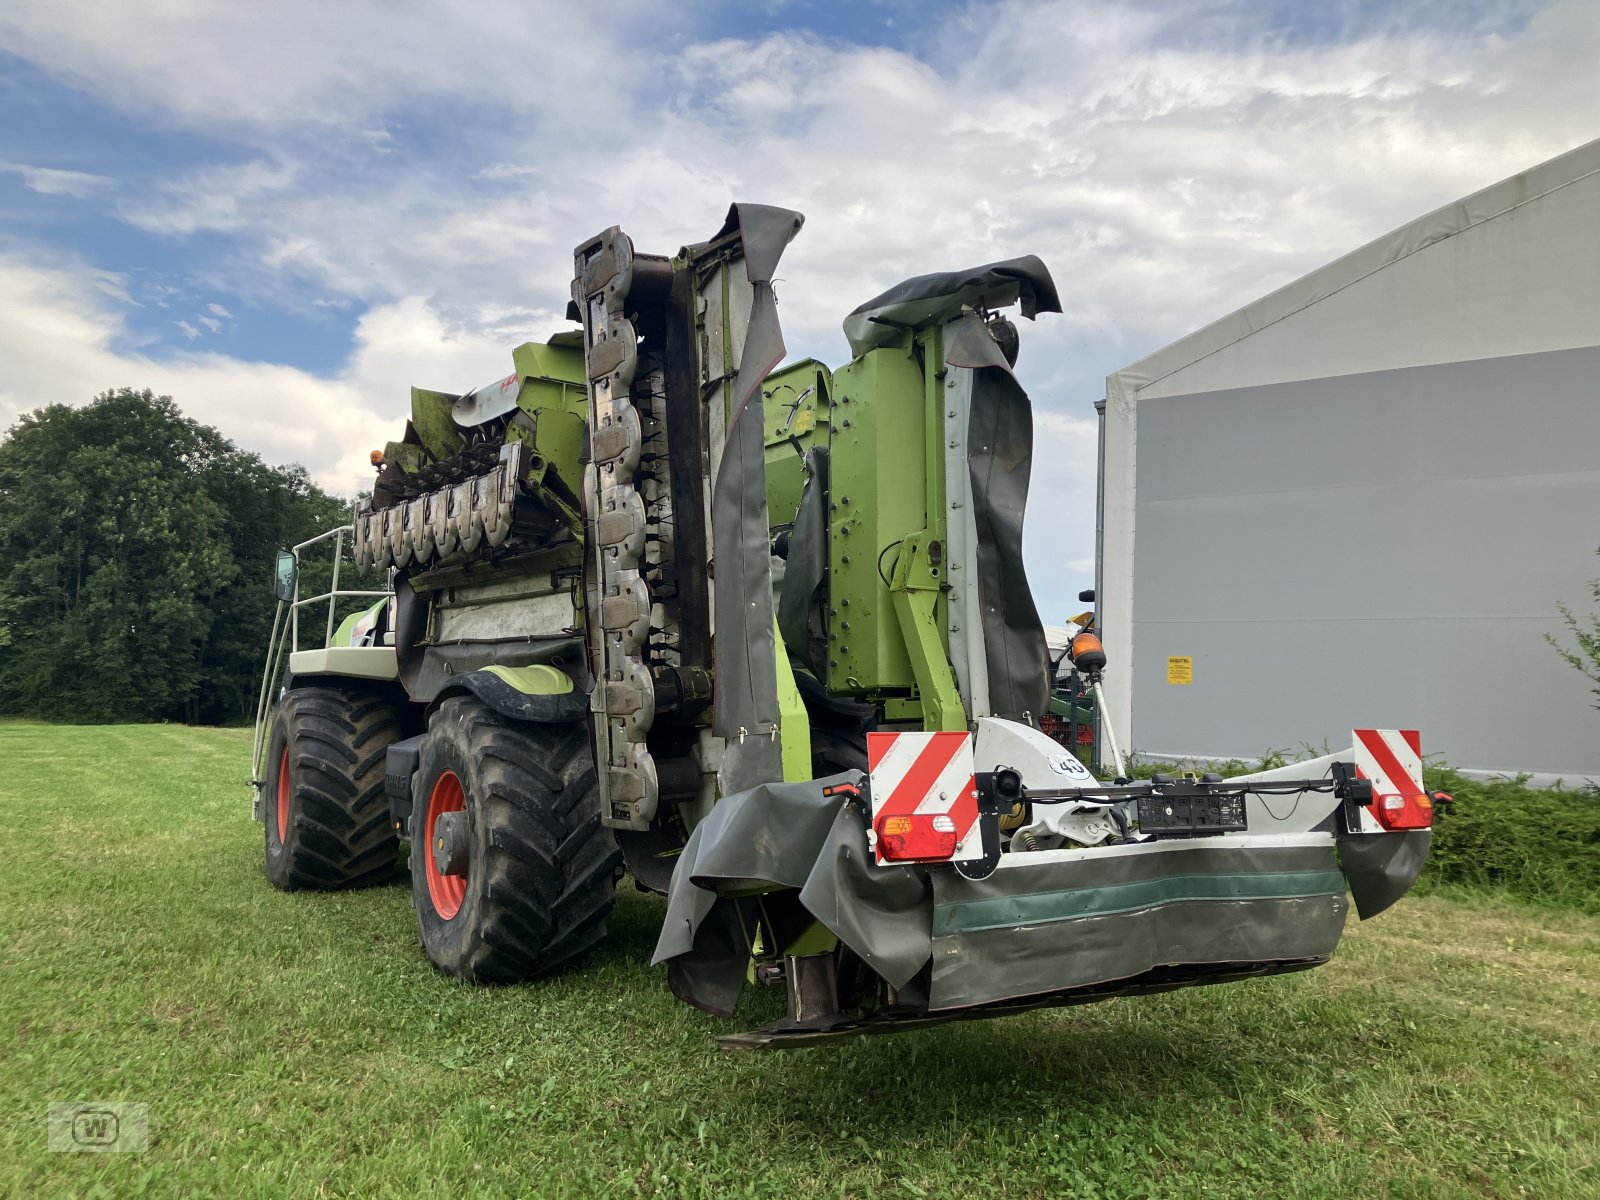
[967,765,1375,852]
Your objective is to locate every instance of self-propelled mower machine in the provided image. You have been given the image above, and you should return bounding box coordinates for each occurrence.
[251,206,1436,1047]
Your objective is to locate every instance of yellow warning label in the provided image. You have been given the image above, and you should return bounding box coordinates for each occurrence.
[1167,656,1193,685]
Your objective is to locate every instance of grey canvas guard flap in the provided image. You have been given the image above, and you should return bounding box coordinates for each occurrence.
[842,255,1063,357]
[652,774,933,1018]
[947,310,1051,720]
[711,204,804,794]
[1336,829,1432,919]
[928,843,1349,1010]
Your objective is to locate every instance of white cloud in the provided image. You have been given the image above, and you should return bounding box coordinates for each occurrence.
[207,302,231,318]
[1,161,113,198]
[0,252,508,500]
[197,315,221,332]
[2,0,1597,612]
[0,0,664,131]
[119,158,301,237]
[87,268,133,304]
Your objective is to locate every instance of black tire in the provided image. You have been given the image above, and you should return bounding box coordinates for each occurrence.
[810,727,869,777]
[410,696,621,983]
[794,672,873,777]
[263,685,407,891]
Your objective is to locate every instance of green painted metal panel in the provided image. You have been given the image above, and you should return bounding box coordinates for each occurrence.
[778,920,837,958]
[889,532,965,730]
[510,338,589,421]
[488,339,589,510]
[772,620,813,782]
[825,343,928,696]
[933,868,1350,935]
[409,387,464,461]
[525,406,586,503]
[511,337,586,384]
[762,358,832,526]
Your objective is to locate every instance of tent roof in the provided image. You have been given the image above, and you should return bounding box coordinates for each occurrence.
[1108,137,1600,402]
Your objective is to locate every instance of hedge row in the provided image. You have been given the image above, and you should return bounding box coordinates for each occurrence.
[1418,765,1600,913]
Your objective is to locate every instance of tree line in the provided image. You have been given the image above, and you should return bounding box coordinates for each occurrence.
[0,388,352,725]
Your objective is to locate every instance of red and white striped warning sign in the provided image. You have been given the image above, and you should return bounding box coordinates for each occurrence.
[1352,728,1431,831]
[866,730,980,864]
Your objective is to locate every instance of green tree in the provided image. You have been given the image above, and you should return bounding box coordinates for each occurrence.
[1548,546,1600,712]
[190,455,352,725]
[0,388,349,724]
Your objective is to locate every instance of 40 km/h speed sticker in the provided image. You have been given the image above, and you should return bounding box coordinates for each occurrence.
[1049,752,1096,782]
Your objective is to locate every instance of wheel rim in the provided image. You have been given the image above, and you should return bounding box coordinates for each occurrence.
[275,745,291,843]
[424,770,468,920]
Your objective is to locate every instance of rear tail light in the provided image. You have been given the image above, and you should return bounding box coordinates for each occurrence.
[876,812,959,862]
[1374,790,1433,830]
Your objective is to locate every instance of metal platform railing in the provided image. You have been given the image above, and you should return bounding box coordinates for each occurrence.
[249,525,393,796]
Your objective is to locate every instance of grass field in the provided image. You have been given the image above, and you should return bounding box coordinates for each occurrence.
[2,721,1597,1198]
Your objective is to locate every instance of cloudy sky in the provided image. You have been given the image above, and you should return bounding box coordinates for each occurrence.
[1,0,1595,615]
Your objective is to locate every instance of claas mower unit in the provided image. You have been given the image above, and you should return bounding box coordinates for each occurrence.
[250,205,1436,1047]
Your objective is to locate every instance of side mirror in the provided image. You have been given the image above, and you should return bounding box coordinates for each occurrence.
[273,550,297,602]
[1078,588,1096,603]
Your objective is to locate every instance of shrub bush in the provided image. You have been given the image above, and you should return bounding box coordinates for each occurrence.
[1419,765,1600,913]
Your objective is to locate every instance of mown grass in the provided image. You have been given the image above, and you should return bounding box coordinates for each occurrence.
[1,721,1597,1198]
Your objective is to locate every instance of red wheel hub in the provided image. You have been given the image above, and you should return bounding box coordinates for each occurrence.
[424,770,468,920]
[275,745,291,842]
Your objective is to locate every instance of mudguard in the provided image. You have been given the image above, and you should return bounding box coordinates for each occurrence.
[1336,829,1433,919]
[430,664,586,724]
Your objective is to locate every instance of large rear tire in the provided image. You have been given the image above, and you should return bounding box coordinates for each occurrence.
[263,685,407,891]
[810,727,869,777]
[410,696,621,983]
